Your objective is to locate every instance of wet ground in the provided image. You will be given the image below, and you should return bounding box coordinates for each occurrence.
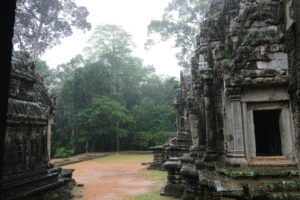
[62,154,166,200]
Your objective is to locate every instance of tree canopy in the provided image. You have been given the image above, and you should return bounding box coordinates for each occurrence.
[13,0,91,60]
[146,0,210,70]
[47,24,178,157]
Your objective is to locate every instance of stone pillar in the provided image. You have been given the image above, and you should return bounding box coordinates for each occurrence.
[198,87,207,153]
[225,87,247,165]
[202,70,218,161]
[204,83,213,151]
[189,114,200,150]
[47,117,54,159]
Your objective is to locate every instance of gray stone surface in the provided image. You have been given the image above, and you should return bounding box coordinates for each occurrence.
[2,52,75,200]
[161,0,300,199]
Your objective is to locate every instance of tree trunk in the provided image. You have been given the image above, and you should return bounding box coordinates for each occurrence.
[116,134,120,152]
[91,139,96,153]
[116,121,120,152]
[32,21,43,61]
[85,140,89,153]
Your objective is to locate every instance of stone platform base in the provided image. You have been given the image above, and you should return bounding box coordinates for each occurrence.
[2,167,75,200]
[179,167,300,200]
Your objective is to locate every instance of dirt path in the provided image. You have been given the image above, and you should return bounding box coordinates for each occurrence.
[63,154,165,200]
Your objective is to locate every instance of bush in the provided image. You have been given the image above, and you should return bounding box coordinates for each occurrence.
[53,147,73,158]
[150,131,171,146]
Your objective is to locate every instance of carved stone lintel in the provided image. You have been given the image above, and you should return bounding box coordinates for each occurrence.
[226,86,241,101]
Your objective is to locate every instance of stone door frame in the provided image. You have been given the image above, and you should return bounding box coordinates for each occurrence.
[243,101,295,161]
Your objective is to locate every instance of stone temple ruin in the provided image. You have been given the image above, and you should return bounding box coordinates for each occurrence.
[157,0,300,199]
[2,52,74,200]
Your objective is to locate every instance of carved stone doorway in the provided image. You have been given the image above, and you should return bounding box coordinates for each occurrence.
[245,101,294,160]
[253,109,282,156]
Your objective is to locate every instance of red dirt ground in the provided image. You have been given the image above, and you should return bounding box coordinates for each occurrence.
[63,155,164,200]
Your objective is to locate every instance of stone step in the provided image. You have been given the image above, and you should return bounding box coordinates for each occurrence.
[265,180,300,192]
[216,167,299,179]
[218,180,300,199]
[253,156,288,160]
[267,192,300,200]
[248,180,300,197]
[248,162,297,168]
[249,157,297,167]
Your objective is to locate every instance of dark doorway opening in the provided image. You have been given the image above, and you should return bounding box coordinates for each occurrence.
[253,109,282,156]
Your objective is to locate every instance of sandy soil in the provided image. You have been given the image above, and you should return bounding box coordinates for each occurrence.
[63,156,163,200]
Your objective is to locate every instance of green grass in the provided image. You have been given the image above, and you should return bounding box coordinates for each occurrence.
[139,169,168,181]
[93,153,153,163]
[135,170,175,199]
[131,189,177,200]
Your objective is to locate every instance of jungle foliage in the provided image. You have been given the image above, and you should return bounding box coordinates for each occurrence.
[13,0,91,60]
[146,0,211,70]
[35,25,178,157]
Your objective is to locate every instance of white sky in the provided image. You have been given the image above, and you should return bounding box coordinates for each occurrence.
[41,0,182,78]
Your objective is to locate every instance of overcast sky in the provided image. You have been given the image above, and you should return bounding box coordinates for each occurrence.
[41,0,181,78]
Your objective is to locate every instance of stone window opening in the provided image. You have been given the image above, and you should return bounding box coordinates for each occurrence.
[253,109,282,156]
[198,54,208,70]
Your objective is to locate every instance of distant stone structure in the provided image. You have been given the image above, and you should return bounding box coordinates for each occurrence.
[148,145,164,170]
[148,132,191,170]
[161,0,300,199]
[2,52,75,200]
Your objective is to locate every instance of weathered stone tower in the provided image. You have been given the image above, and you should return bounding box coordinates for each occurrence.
[162,0,300,199]
[2,52,75,200]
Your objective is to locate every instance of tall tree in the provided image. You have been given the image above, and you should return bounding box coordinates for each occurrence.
[35,54,85,94]
[53,54,85,93]
[51,24,179,156]
[52,61,114,155]
[84,24,147,107]
[85,24,133,63]
[13,0,91,60]
[35,58,55,89]
[77,96,134,152]
[146,0,211,70]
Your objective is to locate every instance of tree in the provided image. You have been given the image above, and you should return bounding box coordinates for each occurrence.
[85,24,133,62]
[77,96,134,152]
[84,24,148,107]
[13,0,91,60]
[35,58,55,89]
[51,24,179,156]
[53,54,85,93]
[146,0,211,70]
[35,54,85,94]
[51,64,178,154]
